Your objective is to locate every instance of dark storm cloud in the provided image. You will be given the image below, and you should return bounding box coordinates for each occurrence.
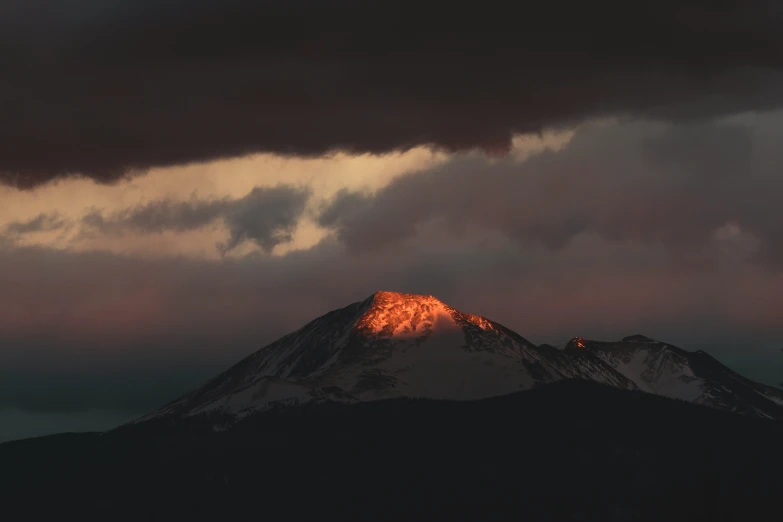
[2,0,783,188]
[4,213,67,236]
[81,185,311,253]
[318,117,783,262]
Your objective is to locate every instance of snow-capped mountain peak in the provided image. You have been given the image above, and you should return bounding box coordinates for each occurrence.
[563,335,783,419]
[134,292,783,424]
[354,291,497,340]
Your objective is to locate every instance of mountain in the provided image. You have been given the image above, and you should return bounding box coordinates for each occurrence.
[566,335,783,419]
[135,291,783,424]
[5,381,783,521]
[6,291,782,520]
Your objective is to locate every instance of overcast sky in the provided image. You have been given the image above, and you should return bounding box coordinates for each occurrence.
[1,1,782,441]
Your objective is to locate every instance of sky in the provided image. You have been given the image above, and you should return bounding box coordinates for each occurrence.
[1,1,783,441]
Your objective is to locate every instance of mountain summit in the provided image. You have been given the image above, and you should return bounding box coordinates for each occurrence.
[136,291,783,424]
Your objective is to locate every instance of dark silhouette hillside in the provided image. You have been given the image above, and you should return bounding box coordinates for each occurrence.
[1,381,781,521]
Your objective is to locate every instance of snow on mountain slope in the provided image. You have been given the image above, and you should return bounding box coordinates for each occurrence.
[134,292,783,424]
[137,292,586,422]
[566,335,783,419]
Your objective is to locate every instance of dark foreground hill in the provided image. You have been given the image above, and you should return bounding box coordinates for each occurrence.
[1,381,782,521]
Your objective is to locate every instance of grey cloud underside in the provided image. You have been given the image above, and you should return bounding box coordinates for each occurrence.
[1,0,783,187]
[218,186,312,254]
[3,213,67,236]
[80,185,310,253]
[318,116,783,262]
[83,199,233,235]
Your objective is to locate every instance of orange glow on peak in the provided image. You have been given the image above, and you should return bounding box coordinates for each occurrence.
[464,313,493,331]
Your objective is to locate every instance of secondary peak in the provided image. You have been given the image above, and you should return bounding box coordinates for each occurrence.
[571,337,588,349]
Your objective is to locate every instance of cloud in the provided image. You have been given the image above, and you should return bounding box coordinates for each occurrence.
[4,213,67,236]
[80,185,311,254]
[317,116,783,263]
[218,185,312,254]
[82,198,233,235]
[1,1,782,187]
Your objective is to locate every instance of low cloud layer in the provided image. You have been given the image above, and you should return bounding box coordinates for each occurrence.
[2,1,783,187]
[218,186,312,254]
[83,199,233,235]
[76,185,311,254]
[3,213,68,239]
[319,116,783,264]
